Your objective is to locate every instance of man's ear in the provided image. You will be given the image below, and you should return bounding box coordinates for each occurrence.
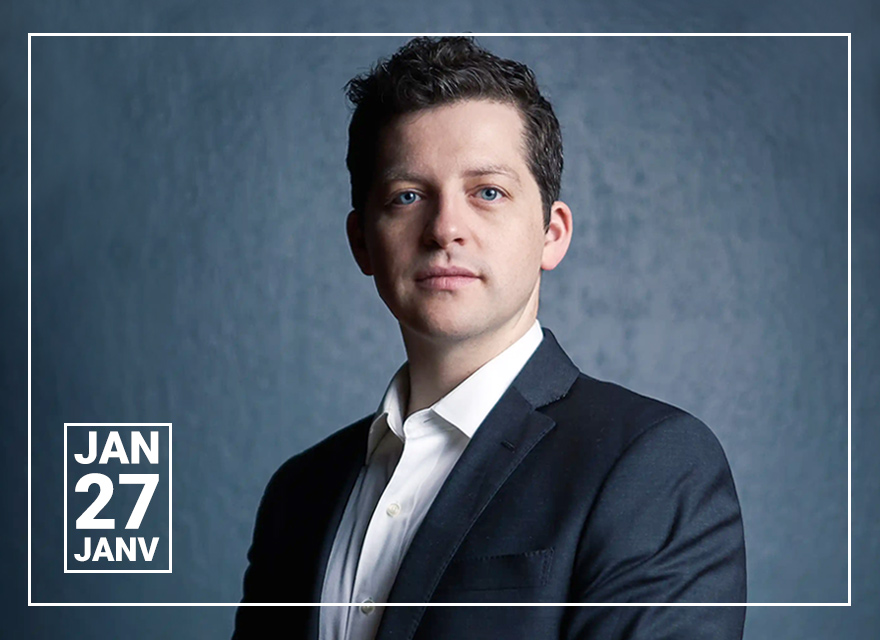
[346,209,374,276]
[541,200,573,271]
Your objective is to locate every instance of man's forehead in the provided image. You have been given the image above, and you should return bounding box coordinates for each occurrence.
[379,99,526,142]
[372,100,531,184]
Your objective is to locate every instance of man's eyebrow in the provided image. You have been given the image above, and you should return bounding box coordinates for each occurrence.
[378,164,523,185]
[377,169,424,185]
[461,164,522,184]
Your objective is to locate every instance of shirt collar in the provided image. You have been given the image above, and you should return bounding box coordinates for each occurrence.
[366,320,544,462]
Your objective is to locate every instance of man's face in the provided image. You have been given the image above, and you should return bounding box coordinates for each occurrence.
[347,99,570,346]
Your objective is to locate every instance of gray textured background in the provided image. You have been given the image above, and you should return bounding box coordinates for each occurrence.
[2,1,876,639]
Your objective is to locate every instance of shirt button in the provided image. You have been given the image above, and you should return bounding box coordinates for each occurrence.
[360,598,375,614]
[386,502,401,517]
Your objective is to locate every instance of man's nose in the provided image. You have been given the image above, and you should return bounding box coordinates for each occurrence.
[422,193,468,248]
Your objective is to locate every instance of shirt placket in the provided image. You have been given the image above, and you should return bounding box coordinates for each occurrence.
[347,414,441,637]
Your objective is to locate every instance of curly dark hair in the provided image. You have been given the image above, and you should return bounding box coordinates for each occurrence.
[345,36,563,226]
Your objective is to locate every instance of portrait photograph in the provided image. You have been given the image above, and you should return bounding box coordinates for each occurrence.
[2,10,875,640]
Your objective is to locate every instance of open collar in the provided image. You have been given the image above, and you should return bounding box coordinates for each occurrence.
[365,321,545,462]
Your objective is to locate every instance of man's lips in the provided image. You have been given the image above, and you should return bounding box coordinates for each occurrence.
[415,266,480,291]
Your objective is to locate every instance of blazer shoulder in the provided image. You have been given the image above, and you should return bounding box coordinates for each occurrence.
[560,376,747,607]
[263,415,372,493]
[548,372,727,464]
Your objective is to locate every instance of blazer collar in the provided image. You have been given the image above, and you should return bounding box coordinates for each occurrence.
[510,328,581,411]
[378,328,580,638]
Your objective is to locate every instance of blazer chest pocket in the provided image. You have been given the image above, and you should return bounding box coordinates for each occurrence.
[436,548,553,593]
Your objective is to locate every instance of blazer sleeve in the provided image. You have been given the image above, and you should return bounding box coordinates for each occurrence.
[562,413,747,640]
[232,459,311,639]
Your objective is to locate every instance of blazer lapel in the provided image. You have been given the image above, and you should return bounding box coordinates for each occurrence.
[305,417,372,638]
[377,330,579,639]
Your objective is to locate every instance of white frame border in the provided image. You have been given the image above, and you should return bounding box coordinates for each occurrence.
[27,32,851,608]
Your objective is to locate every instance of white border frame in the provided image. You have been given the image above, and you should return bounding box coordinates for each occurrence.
[62,423,173,574]
[27,32,851,608]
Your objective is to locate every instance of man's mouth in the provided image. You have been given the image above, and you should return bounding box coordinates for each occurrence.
[415,266,480,291]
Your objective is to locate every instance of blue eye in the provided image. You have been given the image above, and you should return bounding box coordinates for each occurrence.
[478,187,502,201]
[392,191,421,205]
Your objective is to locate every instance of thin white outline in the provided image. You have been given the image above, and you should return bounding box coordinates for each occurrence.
[27,32,851,608]
[62,424,172,574]
[25,32,852,36]
[26,30,32,608]
[846,33,853,608]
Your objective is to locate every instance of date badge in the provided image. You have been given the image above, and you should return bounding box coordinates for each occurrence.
[64,423,172,573]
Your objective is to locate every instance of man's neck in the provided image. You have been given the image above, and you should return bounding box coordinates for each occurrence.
[401,316,538,418]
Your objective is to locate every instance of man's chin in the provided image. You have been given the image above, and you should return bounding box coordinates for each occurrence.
[399,314,487,344]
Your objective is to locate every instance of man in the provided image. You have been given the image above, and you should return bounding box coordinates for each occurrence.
[234,36,746,639]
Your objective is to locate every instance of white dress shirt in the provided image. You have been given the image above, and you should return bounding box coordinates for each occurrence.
[319,320,544,640]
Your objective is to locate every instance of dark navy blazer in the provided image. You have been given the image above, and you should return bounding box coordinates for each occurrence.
[233,329,747,639]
